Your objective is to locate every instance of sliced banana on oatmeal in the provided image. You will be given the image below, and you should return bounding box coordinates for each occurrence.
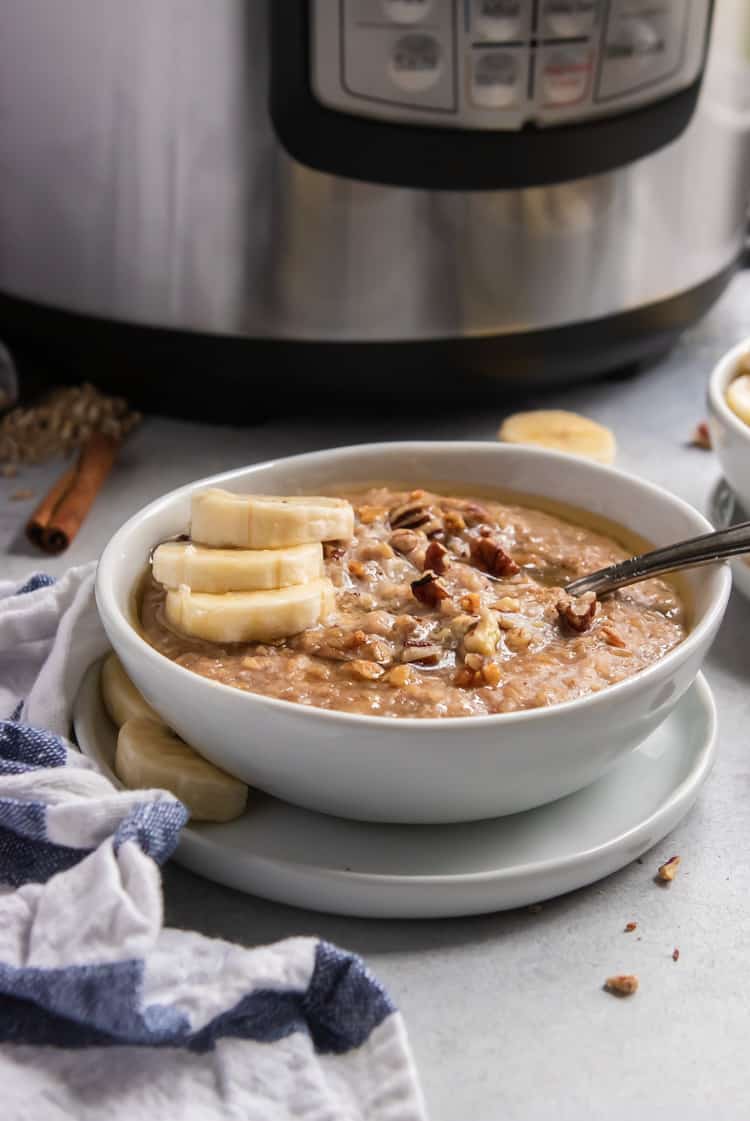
[726,374,750,425]
[498,409,616,465]
[165,578,336,643]
[152,539,324,593]
[190,490,355,549]
[115,717,248,823]
[101,653,160,727]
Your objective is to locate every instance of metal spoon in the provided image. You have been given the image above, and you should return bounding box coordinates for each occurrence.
[565,520,750,598]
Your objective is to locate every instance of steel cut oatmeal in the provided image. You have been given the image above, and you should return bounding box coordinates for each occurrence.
[140,487,686,718]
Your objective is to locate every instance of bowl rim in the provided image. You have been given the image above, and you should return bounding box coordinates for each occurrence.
[708,336,750,444]
[96,440,731,731]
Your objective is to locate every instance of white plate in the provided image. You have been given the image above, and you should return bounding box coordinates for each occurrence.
[73,663,717,919]
[709,477,750,602]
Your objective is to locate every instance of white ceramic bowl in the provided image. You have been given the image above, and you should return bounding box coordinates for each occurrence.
[96,442,730,824]
[708,337,750,512]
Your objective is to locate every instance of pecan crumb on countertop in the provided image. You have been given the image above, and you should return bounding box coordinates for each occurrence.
[557,590,598,633]
[657,855,681,882]
[672,948,680,962]
[624,922,637,933]
[605,974,639,997]
[689,421,712,450]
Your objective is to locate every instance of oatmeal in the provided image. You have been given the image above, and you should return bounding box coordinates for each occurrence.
[140,487,686,719]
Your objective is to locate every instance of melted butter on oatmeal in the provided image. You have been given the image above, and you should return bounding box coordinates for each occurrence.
[139,486,687,719]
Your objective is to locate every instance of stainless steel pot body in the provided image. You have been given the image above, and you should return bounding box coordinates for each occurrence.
[1,0,749,343]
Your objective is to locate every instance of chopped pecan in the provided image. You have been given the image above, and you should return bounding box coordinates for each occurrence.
[389,499,443,536]
[601,625,627,648]
[443,509,466,533]
[349,659,385,680]
[348,560,366,579]
[390,528,423,555]
[401,642,443,665]
[624,922,637,933]
[557,591,598,633]
[504,627,532,652]
[385,664,420,688]
[482,661,501,686]
[357,504,387,524]
[672,948,680,962]
[689,421,712,450]
[657,855,681,882]
[460,592,482,614]
[494,596,520,612]
[470,536,520,578]
[358,540,394,562]
[453,660,500,688]
[464,610,501,657]
[442,498,489,527]
[424,540,450,574]
[411,570,450,607]
[605,974,639,997]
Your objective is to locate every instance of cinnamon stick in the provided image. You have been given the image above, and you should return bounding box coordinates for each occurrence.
[26,433,119,554]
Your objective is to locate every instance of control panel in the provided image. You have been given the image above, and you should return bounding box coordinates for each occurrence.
[311,0,712,130]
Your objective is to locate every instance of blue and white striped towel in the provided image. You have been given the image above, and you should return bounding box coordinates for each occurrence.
[0,565,426,1121]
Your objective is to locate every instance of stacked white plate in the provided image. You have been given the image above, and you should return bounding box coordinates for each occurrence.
[74,661,717,920]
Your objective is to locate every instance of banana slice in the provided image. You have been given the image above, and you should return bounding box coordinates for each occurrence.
[165,577,336,643]
[101,653,160,727]
[498,410,616,465]
[190,490,354,549]
[152,540,324,593]
[726,374,750,425]
[115,717,248,823]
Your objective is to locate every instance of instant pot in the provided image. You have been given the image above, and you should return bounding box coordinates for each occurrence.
[1,0,749,408]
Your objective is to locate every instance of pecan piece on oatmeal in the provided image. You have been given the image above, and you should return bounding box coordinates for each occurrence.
[464,610,501,657]
[349,659,385,680]
[385,664,420,688]
[605,974,639,997]
[401,641,443,665]
[357,504,387,524]
[390,527,423,555]
[470,535,520,578]
[441,498,489,527]
[424,540,450,575]
[443,509,466,533]
[411,570,450,607]
[389,498,443,536]
[460,592,481,614]
[557,590,598,633]
[454,660,501,688]
[348,560,366,579]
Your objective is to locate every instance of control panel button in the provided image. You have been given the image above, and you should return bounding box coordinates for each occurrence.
[389,33,443,92]
[470,50,521,108]
[543,1,598,39]
[472,0,523,42]
[382,0,433,24]
[541,45,592,105]
[597,3,686,101]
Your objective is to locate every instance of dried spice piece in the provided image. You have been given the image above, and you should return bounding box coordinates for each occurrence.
[557,591,598,633]
[689,421,712,450]
[411,571,449,607]
[672,948,680,962]
[425,540,450,574]
[657,855,681,882]
[389,498,443,536]
[605,974,639,997]
[625,922,637,933]
[470,535,520,578]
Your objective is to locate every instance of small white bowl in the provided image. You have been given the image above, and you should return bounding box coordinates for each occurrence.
[708,337,750,512]
[96,443,730,824]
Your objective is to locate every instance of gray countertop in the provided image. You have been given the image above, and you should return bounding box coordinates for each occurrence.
[3,275,750,1120]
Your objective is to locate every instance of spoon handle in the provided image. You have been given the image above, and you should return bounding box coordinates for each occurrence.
[565,520,750,598]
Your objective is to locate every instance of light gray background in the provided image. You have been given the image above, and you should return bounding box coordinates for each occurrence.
[3,275,750,1120]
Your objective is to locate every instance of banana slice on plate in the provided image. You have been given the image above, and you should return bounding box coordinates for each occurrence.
[165,577,336,643]
[152,539,324,593]
[726,374,750,425]
[115,717,248,823]
[101,653,160,727]
[498,409,616,465]
[191,490,354,549]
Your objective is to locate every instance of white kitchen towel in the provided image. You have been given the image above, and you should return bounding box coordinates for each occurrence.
[0,566,426,1121]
